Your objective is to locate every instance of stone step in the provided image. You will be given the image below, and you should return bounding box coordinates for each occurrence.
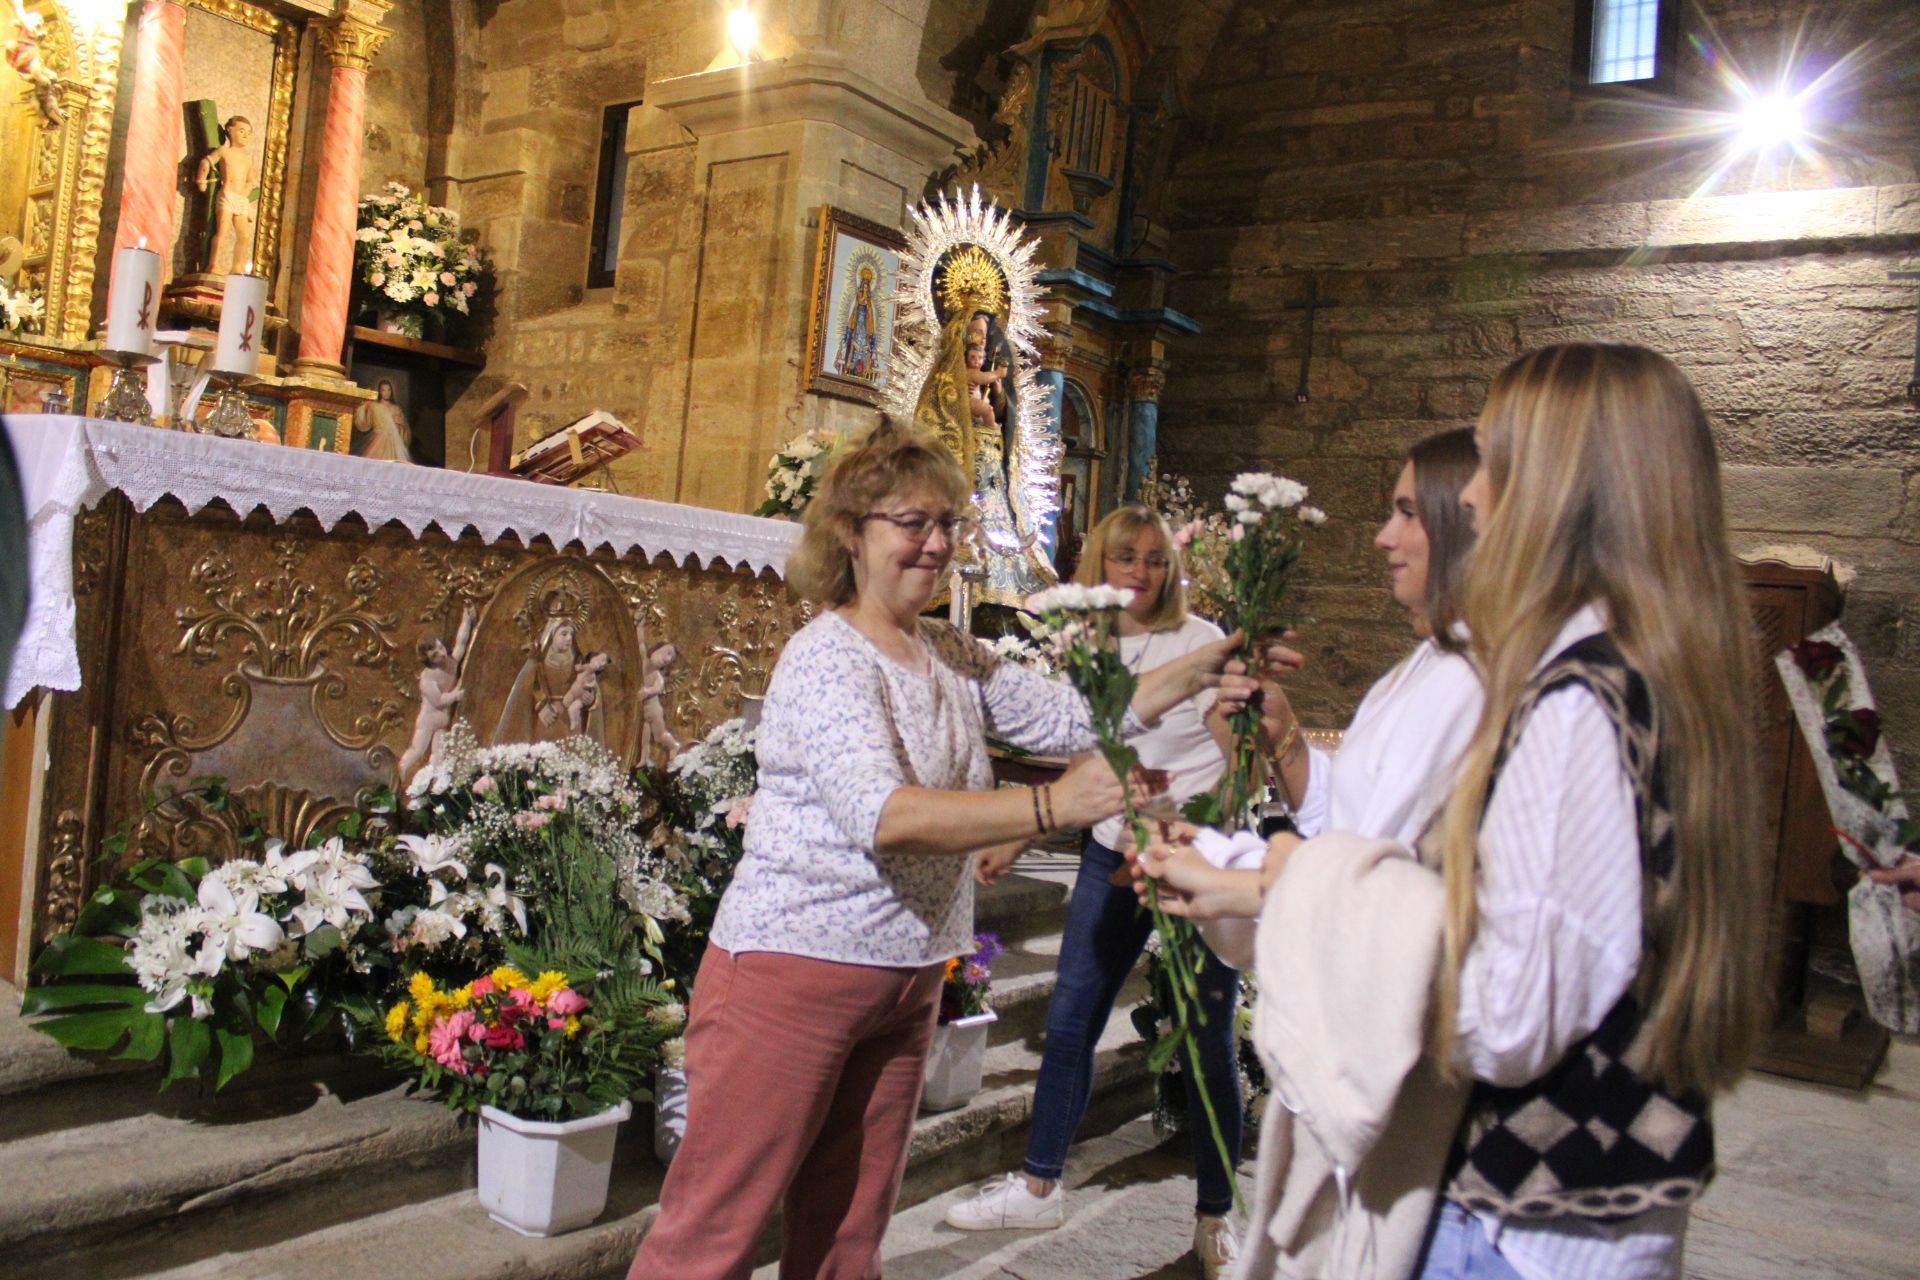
[985,930,1149,1051]
[972,868,1069,950]
[134,1017,1155,1280]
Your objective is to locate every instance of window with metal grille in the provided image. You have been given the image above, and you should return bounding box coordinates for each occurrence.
[1575,0,1677,90]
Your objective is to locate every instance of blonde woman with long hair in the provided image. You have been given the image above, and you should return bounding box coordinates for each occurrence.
[1141,345,1766,1280]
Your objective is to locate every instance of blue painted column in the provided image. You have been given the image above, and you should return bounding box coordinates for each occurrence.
[1125,365,1165,501]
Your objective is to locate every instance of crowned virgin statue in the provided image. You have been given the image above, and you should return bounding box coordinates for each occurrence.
[912,244,1054,605]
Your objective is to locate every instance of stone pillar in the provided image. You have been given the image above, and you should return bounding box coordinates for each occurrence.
[111,1,187,265]
[1125,363,1166,501]
[292,9,391,375]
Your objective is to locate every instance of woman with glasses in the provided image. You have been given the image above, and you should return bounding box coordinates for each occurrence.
[629,429,1265,1280]
[946,504,1257,1280]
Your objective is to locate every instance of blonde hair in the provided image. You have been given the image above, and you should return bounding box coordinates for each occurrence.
[1073,505,1188,630]
[1432,343,1764,1097]
[785,422,970,608]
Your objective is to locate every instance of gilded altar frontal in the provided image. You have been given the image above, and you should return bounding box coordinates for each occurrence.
[0,2,1918,1276]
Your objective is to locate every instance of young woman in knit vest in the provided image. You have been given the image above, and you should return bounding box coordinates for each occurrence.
[1141,343,1767,1280]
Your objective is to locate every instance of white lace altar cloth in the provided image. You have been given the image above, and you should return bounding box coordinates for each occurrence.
[2,415,800,710]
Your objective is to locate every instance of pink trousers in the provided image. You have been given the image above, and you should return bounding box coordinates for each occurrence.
[626,945,944,1280]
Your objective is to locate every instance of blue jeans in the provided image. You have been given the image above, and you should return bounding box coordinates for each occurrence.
[1022,836,1243,1215]
[1412,1201,1526,1280]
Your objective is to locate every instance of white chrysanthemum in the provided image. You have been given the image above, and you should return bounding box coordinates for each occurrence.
[1297,505,1328,527]
[129,897,211,1017]
[1025,584,1133,614]
[1223,492,1250,515]
[660,1036,687,1068]
[1236,509,1262,526]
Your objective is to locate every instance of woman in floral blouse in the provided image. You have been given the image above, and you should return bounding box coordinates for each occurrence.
[628,424,1265,1280]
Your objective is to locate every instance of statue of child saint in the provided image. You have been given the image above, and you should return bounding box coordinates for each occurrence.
[398,605,475,786]
[195,115,257,276]
[638,640,681,762]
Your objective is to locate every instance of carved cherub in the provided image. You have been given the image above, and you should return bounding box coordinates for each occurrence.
[398,605,474,785]
[564,649,612,736]
[640,641,681,761]
[4,0,63,129]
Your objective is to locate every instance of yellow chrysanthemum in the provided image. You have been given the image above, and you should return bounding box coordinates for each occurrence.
[448,983,474,1010]
[408,972,439,1005]
[526,971,568,1003]
[385,1001,410,1043]
[563,1016,581,1038]
[414,1031,430,1054]
[491,966,530,992]
[411,991,446,1035]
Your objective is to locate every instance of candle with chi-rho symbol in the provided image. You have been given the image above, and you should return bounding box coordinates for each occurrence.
[212,264,269,375]
[105,237,161,356]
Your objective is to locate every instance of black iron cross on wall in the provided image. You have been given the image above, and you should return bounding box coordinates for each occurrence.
[1892,269,1920,402]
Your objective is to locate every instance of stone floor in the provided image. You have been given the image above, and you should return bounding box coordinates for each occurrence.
[764,1037,1920,1280]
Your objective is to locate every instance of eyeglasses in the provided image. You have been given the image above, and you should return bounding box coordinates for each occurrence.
[1104,551,1171,572]
[861,511,974,543]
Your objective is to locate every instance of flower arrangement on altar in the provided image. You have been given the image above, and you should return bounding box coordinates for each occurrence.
[377,965,666,1121]
[351,182,490,341]
[1,276,44,335]
[642,716,758,991]
[23,782,384,1089]
[755,428,839,519]
[939,932,1003,1024]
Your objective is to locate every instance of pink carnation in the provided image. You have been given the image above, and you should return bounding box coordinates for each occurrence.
[472,775,496,795]
[369,272,386,287]
[1173,520,1203,549]
[384,252,402,267]
[428,1009,477,1073]
[512,810,551,832]
[423,292,440,307]
[469,975,496,998]
[374,217,391,230]
[724,796,753,830]
[440,271,457,286]
[532,793,567,811]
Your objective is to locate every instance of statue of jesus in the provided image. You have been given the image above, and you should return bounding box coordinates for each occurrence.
[195,116,257,276]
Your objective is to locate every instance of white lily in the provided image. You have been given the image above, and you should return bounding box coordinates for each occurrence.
[481,863,529,934]
[196,873,286,964]
[397,832,468,881]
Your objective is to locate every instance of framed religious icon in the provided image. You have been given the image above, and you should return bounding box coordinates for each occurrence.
[803,206,906,405]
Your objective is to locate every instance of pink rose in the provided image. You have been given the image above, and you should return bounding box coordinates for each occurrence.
[423,292,440,307]
[469,975,496,998]
[472,775,496,795]
[724,796,753,830]
[462,282,477,296]
[428,1009,477,1072]
[384,252,402,267]
[375,217,391,230]
[512,810,551,832]
[440,271,457,286]
[369,272,386,287]
[546,988,588,1017]
[533,793,566,811]
[1173,519,1202,549]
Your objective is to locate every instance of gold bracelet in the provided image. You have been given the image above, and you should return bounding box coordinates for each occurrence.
[1272,721,1302,766]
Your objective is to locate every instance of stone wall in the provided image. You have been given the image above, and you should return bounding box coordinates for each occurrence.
[1158,0,1920,777]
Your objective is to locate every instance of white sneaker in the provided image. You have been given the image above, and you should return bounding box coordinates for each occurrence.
[943,1172,1065,1231]
[1194,1214,1239,1280]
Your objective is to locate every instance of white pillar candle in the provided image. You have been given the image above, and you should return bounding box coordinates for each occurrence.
[212,269,270,375]
[106,243,161,356]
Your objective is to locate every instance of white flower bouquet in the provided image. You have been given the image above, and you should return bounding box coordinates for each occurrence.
[754,428,839,519]
[351,181,489,340]
[1,277,45,335]
[644,717,759,991]
[23,820,382,1091]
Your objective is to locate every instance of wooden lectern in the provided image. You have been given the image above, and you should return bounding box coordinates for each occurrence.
[473,382,529,475]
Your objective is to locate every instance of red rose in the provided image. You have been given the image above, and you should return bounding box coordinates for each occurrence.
[480,1024,525,1051]
[1791,639,1844,681]
[1835,707,1882,759]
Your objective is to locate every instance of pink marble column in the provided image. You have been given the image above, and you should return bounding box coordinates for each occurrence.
[293,18,388,374]
[112,2,187,270]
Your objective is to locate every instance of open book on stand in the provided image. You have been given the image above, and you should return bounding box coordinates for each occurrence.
[511,410,641,486]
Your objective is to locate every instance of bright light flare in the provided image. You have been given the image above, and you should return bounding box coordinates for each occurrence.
[725,6,758,59]
[1733,90,1809,155]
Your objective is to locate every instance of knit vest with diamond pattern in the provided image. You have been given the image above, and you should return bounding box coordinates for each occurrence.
[1437,632,1713,1221]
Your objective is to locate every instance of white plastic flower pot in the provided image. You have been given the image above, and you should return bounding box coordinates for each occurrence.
[653,1064,689,1165]
[476,1100,631,1237]
[921,1010,996,1112]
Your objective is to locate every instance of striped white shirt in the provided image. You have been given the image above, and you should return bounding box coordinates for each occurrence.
[1455,604,1689,1280]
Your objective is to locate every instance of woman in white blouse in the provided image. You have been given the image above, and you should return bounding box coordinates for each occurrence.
[628,425,1264,1280]
[1142,345,1766,1280]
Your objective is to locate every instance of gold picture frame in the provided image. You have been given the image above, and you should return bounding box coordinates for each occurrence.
[803,206,906,406]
